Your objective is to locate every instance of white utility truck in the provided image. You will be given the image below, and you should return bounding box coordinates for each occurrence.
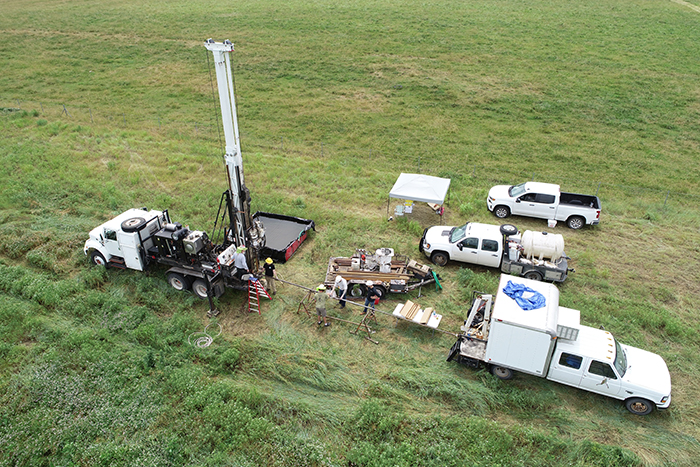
[447,275,671,415]
[419,223,571,282]
[487,181,601,229]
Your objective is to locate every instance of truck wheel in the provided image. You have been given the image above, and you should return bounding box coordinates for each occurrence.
[566,216,585,230]
[490,365,514,380]
[499,224,518,236]
[192,279,209,299]
[121,217,147,233]
[493,206,510,219]
[167,273,190,291]
[625,398,654,415]
[524,271,542,281]
[90,250,108,267]
[373,284,387,300]
[431,251,449,267]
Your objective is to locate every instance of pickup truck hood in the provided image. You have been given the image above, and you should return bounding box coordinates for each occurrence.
[424,225,455,248]
[488,185,513,200]
[621,344,671,397]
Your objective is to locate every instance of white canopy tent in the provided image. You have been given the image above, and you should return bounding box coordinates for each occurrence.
[387,173,451,221]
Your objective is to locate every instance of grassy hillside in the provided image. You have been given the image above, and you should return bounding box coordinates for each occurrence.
[1,0,699,465]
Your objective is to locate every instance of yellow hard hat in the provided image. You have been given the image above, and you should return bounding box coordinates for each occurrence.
[265,258,273,264]
[317,284,326,291]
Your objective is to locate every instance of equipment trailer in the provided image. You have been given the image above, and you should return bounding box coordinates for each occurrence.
[324,248,438,300]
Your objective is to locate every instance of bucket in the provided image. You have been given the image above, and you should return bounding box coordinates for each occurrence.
[547,219,557,228]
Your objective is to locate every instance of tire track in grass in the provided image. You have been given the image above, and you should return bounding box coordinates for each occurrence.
[671,0,700,13]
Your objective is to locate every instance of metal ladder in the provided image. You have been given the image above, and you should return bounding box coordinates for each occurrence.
[247,277,271,314]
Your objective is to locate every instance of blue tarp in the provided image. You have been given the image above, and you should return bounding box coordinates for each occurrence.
[502,280,547,310]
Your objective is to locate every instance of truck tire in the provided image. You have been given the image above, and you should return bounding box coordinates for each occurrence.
[499,224,518,236]
[349,283,366,298]
[524,271,543,281]
[566,216,585,230]
[490,365,514,380]
[121,217,147,233]
[372,284,387,300]
[625,398,654,416]
[430,251,449,267]
[493,205,510,219]
[167,273,190,291]
[90,250,108,267]
[192,279,209,299]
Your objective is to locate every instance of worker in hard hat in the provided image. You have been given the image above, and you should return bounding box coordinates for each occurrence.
[315,284,330,327]
[263,257,277,294]
[362,281,379,315]
[233,245,249,280]
[334,275,347,308]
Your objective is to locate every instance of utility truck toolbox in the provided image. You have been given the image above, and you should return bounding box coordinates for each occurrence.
[447,274,671,415]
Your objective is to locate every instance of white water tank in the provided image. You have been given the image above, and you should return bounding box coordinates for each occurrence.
[521,231,564,261]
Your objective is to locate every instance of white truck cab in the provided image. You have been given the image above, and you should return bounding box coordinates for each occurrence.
[448,275,671,415]
[83,208,168,270]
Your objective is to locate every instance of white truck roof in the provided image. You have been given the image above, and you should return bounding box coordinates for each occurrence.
[522,182,560,196]
[464,222,503,239]
[555,324,617,364]
[493,274,560,337]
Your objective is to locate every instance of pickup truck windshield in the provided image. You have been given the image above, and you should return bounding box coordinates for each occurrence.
[508,183,527,198]
[614,339,627,377]
[449,224,468,243]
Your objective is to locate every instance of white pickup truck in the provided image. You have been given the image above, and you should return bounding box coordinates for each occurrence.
[487,182,601,229]
[419,223,571,282]
[448,275,672,415]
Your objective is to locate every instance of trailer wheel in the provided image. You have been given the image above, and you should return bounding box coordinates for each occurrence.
[372,284,387,300]
[90,250,108,267]
[167,273,190,292]
[524,271,543,281]
[192,279,209,299]
[349,283,366,298]
[430,251,449,267]
[121,217,147,233]
[625,398,654,416]
[493,205,511,219]
[566,216,585,230]
[490,365,514,380]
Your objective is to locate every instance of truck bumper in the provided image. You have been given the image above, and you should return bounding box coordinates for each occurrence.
[657,394,671,409]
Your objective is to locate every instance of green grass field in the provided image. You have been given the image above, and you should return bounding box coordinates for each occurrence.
[1,0,700,465]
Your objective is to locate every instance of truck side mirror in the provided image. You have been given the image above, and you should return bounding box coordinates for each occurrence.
[457,243,463,250]
[515,198,521,203]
